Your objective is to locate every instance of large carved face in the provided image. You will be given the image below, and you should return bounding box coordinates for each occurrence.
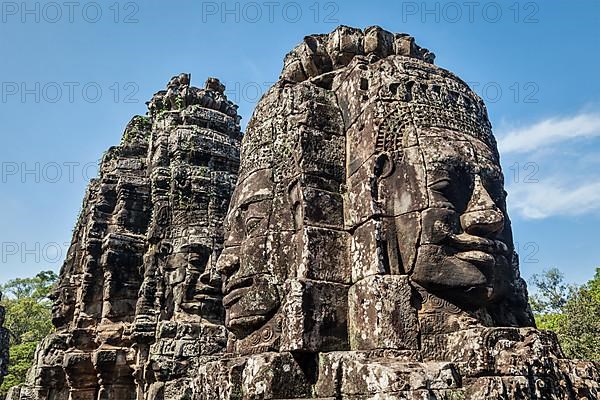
[377,129,512,307]
[216,169,283,338]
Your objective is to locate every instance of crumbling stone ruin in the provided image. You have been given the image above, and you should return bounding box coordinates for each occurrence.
[7,26,600,399]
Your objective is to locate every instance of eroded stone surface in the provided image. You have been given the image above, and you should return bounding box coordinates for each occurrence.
[9,26,599,400]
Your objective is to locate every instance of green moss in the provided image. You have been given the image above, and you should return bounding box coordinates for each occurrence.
[121,115,152,144]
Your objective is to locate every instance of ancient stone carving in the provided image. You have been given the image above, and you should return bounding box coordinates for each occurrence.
[8,26,600,400]
[200,25,599,399]
[8,74,241,400]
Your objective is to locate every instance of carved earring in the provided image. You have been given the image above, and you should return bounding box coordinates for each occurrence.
[374,152,395,179]
[371,152,395,203]
[287,179,303,231]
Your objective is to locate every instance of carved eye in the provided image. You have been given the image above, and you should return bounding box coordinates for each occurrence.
[245,217,263,236]
[429,178,451,192]
[429,178,456,210]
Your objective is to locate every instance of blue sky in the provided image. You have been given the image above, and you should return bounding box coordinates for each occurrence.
[1,0,599,289]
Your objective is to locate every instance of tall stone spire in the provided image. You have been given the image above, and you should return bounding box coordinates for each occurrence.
[7,74,241,400]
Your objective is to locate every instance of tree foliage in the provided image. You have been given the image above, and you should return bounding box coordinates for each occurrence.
[0,270,58,395]
[1,270,57,302]
[529,267,576,314]
[0,342,36,392]
[531,267,600,361]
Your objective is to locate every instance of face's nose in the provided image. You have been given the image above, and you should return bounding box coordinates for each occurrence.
[460,175,504,237]
[199,256,223,289]
[215,246,240,279]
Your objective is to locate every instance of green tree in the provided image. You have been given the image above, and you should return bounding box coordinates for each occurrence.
[530,267,600,361]
[0,270,58,395]
[529,267,575,314]
[0,342,37,392]
[2,270,57,302]
[558,268,600,360]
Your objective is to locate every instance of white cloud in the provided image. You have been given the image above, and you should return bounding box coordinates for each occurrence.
[498,112,600,154]
[498,111,600,219]
[507,180,600,219]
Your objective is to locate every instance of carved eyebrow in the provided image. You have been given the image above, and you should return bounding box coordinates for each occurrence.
[238,192,273,208]
[428,176,451,186]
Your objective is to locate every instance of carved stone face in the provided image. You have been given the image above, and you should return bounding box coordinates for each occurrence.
[176,243,223,323]
[164,242,224,321]
[379,130,512,307]
[49,284,76,328]
[216,169,282,338]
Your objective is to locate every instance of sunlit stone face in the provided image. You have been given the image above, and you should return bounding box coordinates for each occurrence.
[216,169,282,338]
[411,132,512,306]
[374,123,513,308]
[329,49,521,311]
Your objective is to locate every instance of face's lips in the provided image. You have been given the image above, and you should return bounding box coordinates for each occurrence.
[193,287,222,303]
[446,232,511,300]
[195,283,221,296]
[455,250,495,267]
[222,276,255,307]
[226,315,268,334]
[194,294,223,304]
[223,286,250,307]
[447,232,509,256]
[449,233,509,276]
[224,275,254,295]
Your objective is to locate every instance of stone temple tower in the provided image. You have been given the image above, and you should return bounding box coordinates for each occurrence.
[6,27,600,400]
[7,74,241,400]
